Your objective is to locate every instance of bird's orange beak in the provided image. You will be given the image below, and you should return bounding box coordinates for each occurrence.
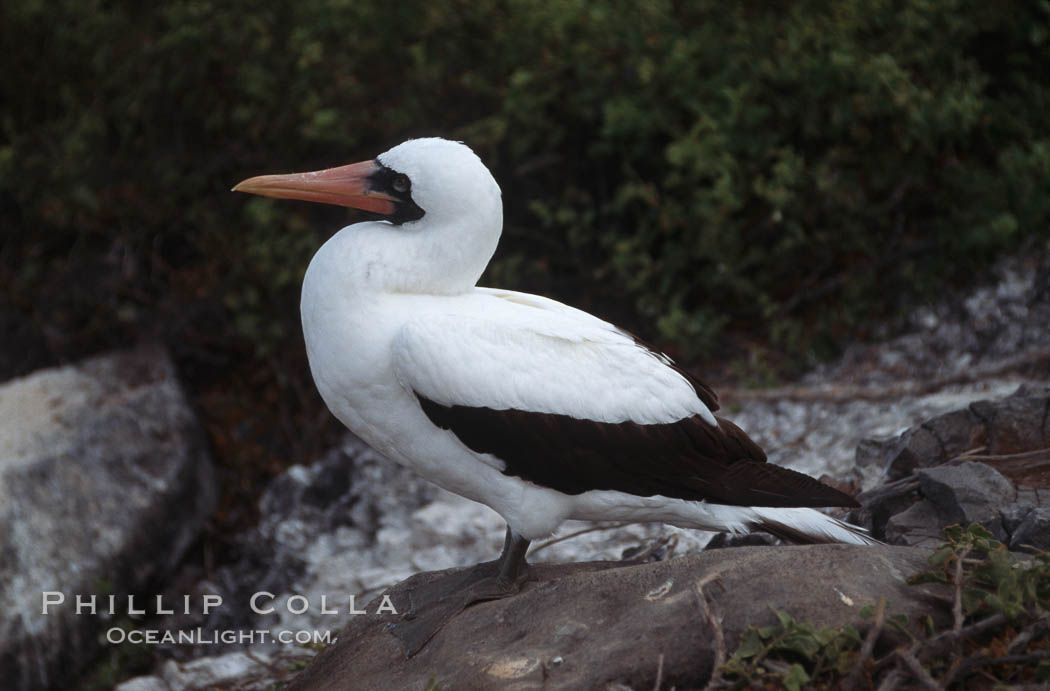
[232,160,397,215]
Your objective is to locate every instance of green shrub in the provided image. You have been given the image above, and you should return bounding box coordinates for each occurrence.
[4,0,1048,367]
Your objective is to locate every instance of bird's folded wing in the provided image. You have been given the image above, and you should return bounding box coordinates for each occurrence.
[392,305,714,426]
[392,303,857,508]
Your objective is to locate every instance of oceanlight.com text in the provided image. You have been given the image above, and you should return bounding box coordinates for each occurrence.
[106,627,336,646]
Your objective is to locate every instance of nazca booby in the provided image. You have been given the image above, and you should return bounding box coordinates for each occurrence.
[233,137,875,653]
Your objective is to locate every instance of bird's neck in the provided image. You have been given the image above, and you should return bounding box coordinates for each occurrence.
[307,207,502,300]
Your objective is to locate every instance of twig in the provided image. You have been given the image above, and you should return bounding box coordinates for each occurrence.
[944,651,1050,686]
[529,522,633,554]
[696,580,727,691]
[1008,612,1050,654]
[922,612,1008,660]
[939,656,965,691]
[845,596,886,690]
[875,668,904,691]
[896,647,940,691]
[953,547,970,633]
[653,652,664,691]
[951,448,1050,465]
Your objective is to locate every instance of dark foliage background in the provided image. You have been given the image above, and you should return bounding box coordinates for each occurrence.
[3,0,1049,528]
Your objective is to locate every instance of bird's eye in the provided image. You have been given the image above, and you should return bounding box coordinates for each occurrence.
[392,175,410,193]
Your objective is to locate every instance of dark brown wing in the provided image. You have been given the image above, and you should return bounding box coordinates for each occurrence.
[416,394,858,508]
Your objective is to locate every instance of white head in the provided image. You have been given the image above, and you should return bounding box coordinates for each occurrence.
[233,137,504,294]
[377,138,501,227]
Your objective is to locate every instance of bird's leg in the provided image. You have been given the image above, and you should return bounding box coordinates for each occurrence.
[496,526,531,585]
[387,525,531,656]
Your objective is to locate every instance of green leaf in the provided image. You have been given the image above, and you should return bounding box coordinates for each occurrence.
[967,523,995,540]
[734,628,765,659]
[782,631,822,657]
[775,610,796,629]
[944,525,966,543]
[783,663,811,691]
[930,544,955,566]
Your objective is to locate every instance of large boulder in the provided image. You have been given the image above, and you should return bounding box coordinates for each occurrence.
[0,345,216,691]
[288,544,942,691]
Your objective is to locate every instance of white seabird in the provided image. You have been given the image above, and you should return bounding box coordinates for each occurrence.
[233,137,876,653]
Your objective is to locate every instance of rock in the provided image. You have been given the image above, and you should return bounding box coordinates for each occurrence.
[703,532,777,549]
[1009,508,1050,551]
[885,501,946,548]
[114,677,171,691]
[257,436,436,543]
[867,459,1047,549]
[856,423,953,484]
[158,651,272,690]
[1000,504,1034,536]
[115,651,277,691]
[917,463,1015,531]
[0,345,216,691]
[191,435,441,649]
[854,384,1050,485]
[288,545,942,691]
[852,383,1050,548]
[851,476,921,541]
[970,383,1050,454]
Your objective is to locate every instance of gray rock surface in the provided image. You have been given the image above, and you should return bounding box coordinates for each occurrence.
[884,499,945,549]
[882,462,1017,548]
[855,384,1050,485]
[0,345,216,691]
[918,463,1016,528]
[854,385,1049,548]
[288,545,943,691]
[1008,507,1050,551]
[116,651,278,691]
